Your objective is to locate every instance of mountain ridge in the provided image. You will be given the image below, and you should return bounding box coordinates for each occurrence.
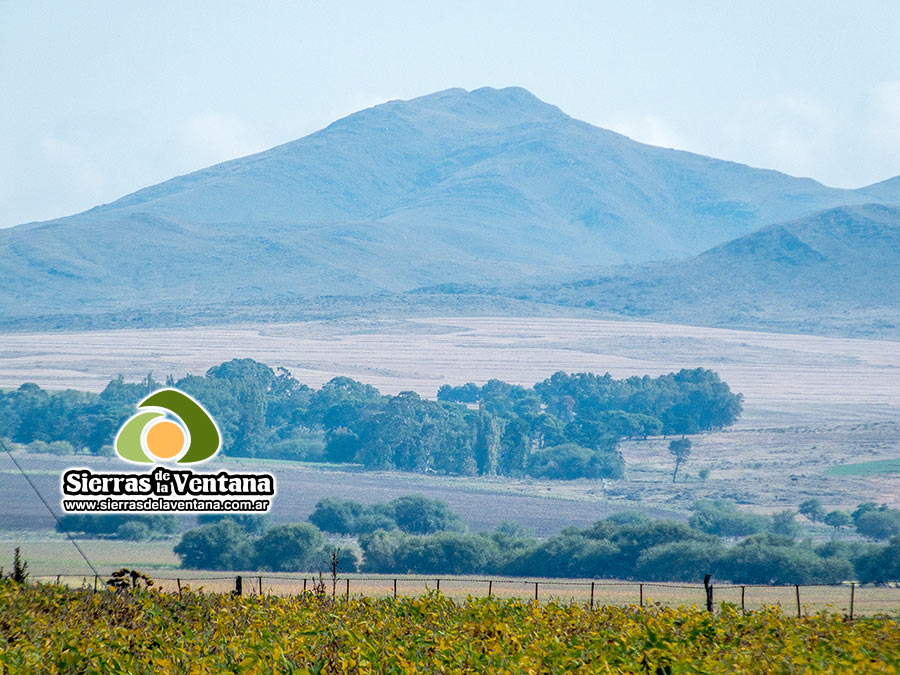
[509,202,900,337]
[2,86,899,333]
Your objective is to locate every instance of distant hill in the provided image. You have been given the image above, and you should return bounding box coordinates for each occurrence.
[1,86,898,330]
[511,204,900,337]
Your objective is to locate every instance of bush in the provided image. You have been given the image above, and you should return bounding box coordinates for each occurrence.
[526,443,624,479]
[716,535,853,584]
[504,535,620,578]
[769,511,801,538]
[174,520,251,570]
[323,428,360,463]
[358,529,405,573]
[635,541,723,582]
[798,499,825,523]
[26,439,77,455]
[389,495,465,535]
[308,497,369,534]
[824,510,852,530]
[196,514,270,535]
[396,532,495,575]
[58,514,179,537]
[116,520,151,541]
[689,500,767,537]
[854,507,900,540]
[252,523,326,572]
[854,536,900,582]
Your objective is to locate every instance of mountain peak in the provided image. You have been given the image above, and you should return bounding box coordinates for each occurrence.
[339,85,567,130]
[4,88,900,330]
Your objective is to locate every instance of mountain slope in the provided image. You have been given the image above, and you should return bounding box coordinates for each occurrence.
[1,86,898,327]
[517,203,900,337]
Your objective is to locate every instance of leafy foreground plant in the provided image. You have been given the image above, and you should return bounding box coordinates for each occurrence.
[1,582,898,673]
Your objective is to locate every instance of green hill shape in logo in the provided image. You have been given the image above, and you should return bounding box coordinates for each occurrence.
[114,389,221,464]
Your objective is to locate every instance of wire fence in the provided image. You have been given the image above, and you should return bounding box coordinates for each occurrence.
[28,573,900,617]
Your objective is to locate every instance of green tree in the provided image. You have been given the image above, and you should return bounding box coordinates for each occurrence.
[308,497,369,534]
[798,499,826,523]
[389,495,465,535]
[116,520,150,541]
[635,541,723,582]
[252,523,326,572]
[174,521,251,570]
[669,438,692,483]
[769,511,801,538]
[688,500,767,537]
[824,510,852,530]
[527,442,624,480]
[854,507,900,540]
[196,514,270,535]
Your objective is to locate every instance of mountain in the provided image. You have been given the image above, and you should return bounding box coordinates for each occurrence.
[513,203,900,337]
[857,175,900,202]
[1,86,898,329]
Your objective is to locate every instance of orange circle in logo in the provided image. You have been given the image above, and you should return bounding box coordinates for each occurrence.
[145,420,186,459]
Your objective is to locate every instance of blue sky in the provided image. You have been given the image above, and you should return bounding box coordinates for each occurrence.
[2,1,900,227]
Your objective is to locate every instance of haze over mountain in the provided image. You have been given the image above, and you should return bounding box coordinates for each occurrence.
[512,203,900,337]
[1,86,898,331]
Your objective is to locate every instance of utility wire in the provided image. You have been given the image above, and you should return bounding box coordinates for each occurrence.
[0,437,100,577]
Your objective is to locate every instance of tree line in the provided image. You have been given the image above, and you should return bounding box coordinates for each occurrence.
[1,358,742,480]
[158,496,900,585]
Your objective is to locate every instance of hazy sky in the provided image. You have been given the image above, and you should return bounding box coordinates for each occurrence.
[3,1,900,227]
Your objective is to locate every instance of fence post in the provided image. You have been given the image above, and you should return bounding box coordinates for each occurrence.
[488,580,493,598]
[303,578,307,593]
[741,585,745,614]
[346,578,350,597]
[534,582,539,601]
[436,578,440,593]
[704,574,713,612]
[795,585,801,618]
[235,576,243,596]
[56,574,60,585]
[177,578,182,599]
[850,582,855,620]
[93,575,98,593]
[259,576,263,596]
[639,583,643,608]
[393,578,397,599]
[590,581,595,610]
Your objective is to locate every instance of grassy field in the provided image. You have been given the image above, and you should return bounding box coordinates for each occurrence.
[827,458,900,476]
[2,581,899,672]
[1,316,898,517]
[1,316,899,426]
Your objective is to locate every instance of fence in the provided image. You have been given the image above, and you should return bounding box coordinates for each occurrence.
[28,573,900,617]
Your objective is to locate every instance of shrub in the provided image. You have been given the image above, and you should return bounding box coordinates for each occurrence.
[716,536,852,584]
[854,508,900,540]
[253,523,326,572]
[824,510,852,530]
[798,499,825,523]
[769,511,801,538]
[396,532,495,575]
[526,443,624,479]
[59,514,179,537]
[196,514,270,535]
[174,520,252,570]
[308,497,370,534]
[635,541,723,582]
[389,495,465,535]
[116,520,151,541]
[689,500,767,537]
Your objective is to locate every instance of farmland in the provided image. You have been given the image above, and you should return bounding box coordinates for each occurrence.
[2,580,899,673]
[2,316,899,581]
